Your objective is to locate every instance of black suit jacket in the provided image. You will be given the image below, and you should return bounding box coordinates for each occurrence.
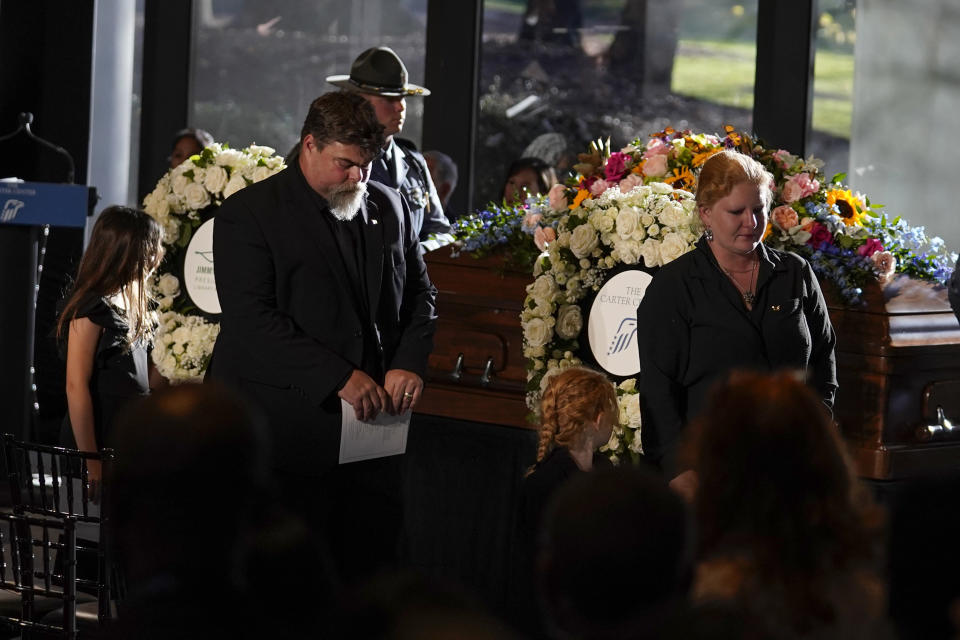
[209,164,437,471]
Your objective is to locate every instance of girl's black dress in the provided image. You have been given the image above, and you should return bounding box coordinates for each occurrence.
[60,295,149,450]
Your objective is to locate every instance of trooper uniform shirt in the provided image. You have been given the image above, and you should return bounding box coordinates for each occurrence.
[371,137,452,248]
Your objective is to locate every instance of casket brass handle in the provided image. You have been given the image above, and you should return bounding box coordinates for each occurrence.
[450,353,464,381]
[917,405,958,441]
[480,357,495,387]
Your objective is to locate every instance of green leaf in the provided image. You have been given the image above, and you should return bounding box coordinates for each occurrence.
[831,172,847,184]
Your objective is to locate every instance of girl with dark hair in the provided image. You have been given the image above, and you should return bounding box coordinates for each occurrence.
[56,205,164,486]
[502,156,558,206]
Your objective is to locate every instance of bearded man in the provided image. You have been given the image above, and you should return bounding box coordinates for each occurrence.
[209,91,437,583]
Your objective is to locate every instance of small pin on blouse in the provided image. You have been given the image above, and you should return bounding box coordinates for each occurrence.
[371,219,378,225]
[771,304,781,311]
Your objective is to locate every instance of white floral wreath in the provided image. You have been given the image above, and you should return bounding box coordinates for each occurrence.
[143,143,287,382]
[521,181,700,461]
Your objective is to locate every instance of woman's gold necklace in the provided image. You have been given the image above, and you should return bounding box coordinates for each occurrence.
[720,258,759,306]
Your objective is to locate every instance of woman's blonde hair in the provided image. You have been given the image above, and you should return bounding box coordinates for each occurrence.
[532,366,618,471]
[695,150,774,212]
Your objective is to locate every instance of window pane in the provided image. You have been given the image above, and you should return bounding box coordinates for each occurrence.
[189,0,428,156]
[475,0,757,206]
[849,1,959,249]
[809,0,855,183]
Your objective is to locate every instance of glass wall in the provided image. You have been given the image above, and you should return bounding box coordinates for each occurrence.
[849,0,960,250]
[188,0,428,157]
[474,0,758,205]
[809,0,856,183]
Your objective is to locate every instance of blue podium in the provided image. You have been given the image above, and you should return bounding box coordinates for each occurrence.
[0,181,94,440]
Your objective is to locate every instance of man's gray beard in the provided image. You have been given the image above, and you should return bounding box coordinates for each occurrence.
[327,181,367,221]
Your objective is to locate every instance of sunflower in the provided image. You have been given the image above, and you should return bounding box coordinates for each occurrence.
[826,189,864,226]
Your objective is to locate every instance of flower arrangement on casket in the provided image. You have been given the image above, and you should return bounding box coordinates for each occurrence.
[522,173,700,461]
[142,143,286,382]
[515,129,955,460]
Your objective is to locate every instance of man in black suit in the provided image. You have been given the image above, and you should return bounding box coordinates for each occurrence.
[327,46,454,249]
[210,91,437,583]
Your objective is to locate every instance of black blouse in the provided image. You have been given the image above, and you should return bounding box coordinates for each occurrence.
[636,238,837,476]
[61,296,149,449]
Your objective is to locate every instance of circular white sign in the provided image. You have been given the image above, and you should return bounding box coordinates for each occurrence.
[183,218,220,315]
[587,270,653,377]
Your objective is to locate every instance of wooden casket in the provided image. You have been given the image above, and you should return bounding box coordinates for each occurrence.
[416,250,531,429]
[418,248,960,479]
[826,276,960,479]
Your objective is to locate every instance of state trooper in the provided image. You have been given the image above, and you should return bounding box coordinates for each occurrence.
[327,47,453,252]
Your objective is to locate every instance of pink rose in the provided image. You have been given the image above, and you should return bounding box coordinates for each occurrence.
[619,173,644,193]
[643,154,668,178]
[806,222,833,248]
[589,178,611,196]
[857,238,884,258]
[605,152,630,182]
[534,226,556,251]
[548,184,568,211]
[781,173,820,204]
[771,205,799,230]
[643,138,670,158]
[772,150,792,170]
[871,250,896,284]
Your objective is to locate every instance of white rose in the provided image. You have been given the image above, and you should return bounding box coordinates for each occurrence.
[640,213,655,227]
[647,223,660,237]
[203,165,229,195]
[622,393,642,428]
[171,174,189,197]
[223,173,248,199]
[659,232,689,264]
[527,274,559,301]
[252,165,273,183]
[247,144,276,156]
[555,304,583,340]
[639,238,661,268]
[618,378,637,392]
[616,206,640,239]
[569,224,599,259]
[615,239,640,265]
[163,219,180,244]
[184,182,211,211]
[659,200,688,228]
[649,182,672,195]
[215,148,245,168]
[524,317,553,348]
[157,273,180,297]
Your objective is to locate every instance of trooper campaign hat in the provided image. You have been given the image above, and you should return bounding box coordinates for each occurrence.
[326,46,431,97]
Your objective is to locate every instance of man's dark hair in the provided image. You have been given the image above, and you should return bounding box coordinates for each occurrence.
[299,91,385,160]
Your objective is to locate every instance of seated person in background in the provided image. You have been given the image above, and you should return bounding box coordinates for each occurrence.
[522,132,575,178]
[168,127,214,169]
[107,382,280,638]
[537,467,691,639]
[687,370,891,640]
[423,150,458,212]
[502,156,557,206]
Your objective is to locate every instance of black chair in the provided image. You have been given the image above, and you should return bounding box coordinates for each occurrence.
[0,511,78,639]
[1,435,116,628]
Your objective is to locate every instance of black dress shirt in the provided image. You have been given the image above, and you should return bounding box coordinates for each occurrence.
[636,237,837,476]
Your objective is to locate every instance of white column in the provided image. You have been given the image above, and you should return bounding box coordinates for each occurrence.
[87,0,137,233]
